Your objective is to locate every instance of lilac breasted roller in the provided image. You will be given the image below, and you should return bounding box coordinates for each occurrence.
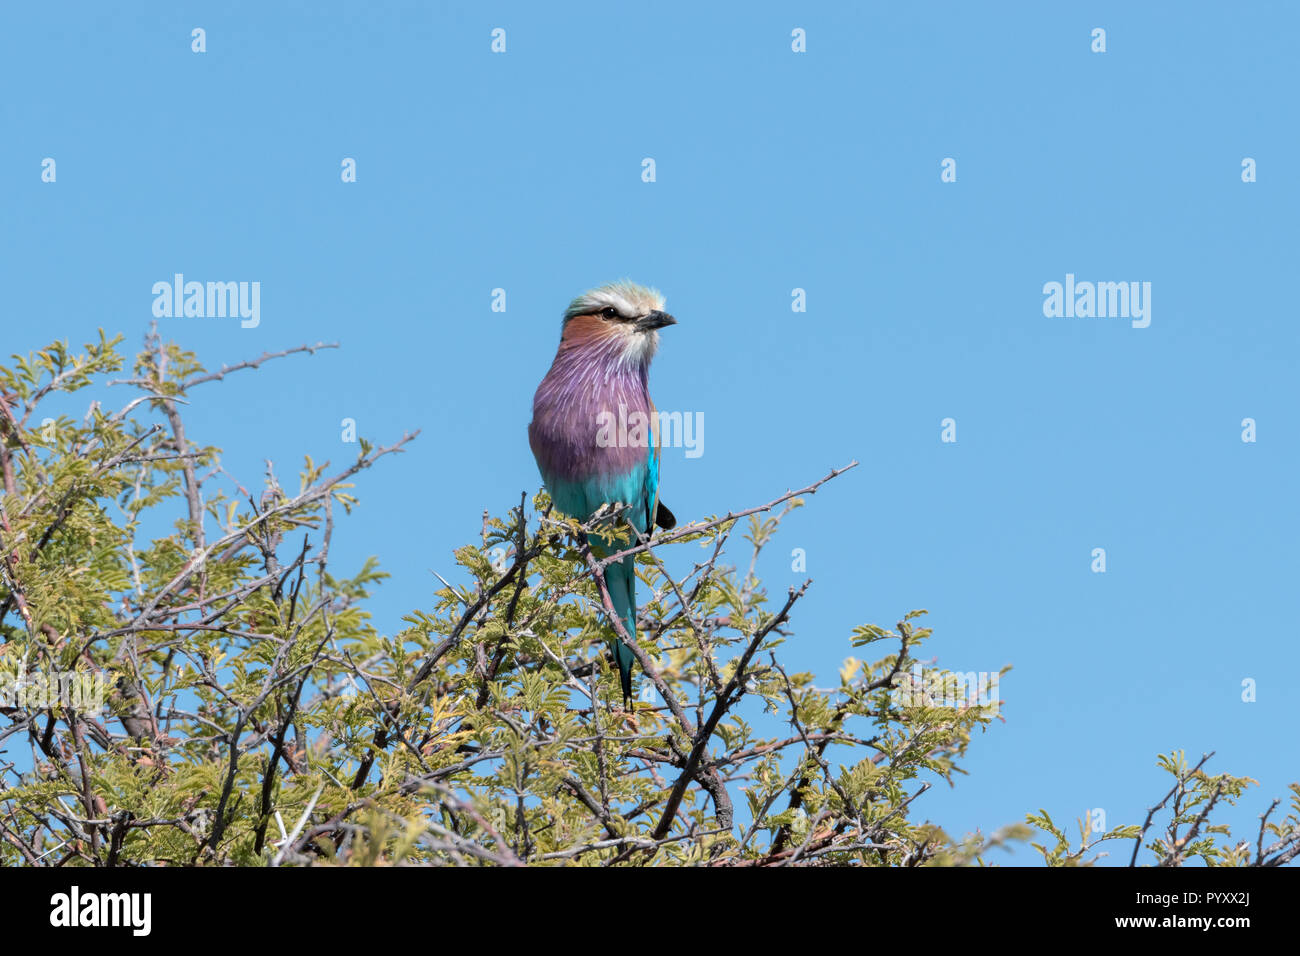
[528,281,677,708]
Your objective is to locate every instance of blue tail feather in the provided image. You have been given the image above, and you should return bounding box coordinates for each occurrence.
[602,552,637,706]
[547,475,650,707]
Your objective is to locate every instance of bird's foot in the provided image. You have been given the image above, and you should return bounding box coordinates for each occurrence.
[617,703,640,733]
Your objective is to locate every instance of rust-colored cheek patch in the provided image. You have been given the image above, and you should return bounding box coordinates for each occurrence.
[561,314,617,347]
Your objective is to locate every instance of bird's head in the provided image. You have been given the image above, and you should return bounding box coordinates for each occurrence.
[559,281,676,365]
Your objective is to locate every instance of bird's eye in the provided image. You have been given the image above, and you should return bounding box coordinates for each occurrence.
[600,307,620,320]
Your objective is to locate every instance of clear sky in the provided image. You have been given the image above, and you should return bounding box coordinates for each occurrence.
[4,2,1296,863]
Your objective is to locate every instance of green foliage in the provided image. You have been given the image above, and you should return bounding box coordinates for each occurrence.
[1028,751,1300,867]
[0,331,1295,867]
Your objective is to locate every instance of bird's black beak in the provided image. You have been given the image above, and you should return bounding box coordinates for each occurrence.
[636,310,677,332]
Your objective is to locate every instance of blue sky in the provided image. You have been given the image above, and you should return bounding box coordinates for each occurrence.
[4,2,1296,863]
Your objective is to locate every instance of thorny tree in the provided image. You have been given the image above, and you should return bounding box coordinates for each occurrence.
[0,332,1296,866]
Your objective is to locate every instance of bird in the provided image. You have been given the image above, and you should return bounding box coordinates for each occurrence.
[528,281,678,710]
[114,675,157,741]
